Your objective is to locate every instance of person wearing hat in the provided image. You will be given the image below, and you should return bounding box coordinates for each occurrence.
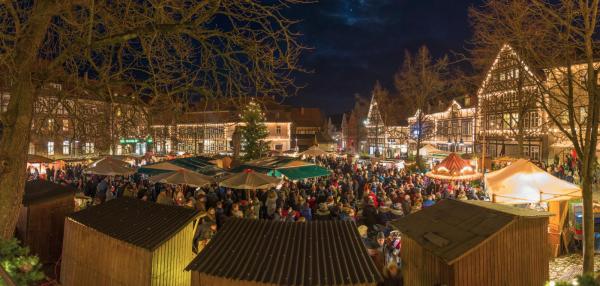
[381,261,404,286]
[378,201,394,224]
[358,225,369,246]
[390,203,404,219]
[314,203,332,220]
[360,196,382,230]
[339,206,355,222]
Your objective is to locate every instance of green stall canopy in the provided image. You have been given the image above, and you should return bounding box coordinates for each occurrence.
[270,165,331,180]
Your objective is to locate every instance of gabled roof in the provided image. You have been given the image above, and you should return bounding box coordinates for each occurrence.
[23,180,75,205]
[67,197,199,250]
[186,219,382,285]
[291,107,325,127]
[477,43,542,97]
[390,199,550,264]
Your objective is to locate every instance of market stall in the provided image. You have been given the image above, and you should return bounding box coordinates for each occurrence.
[300,145,330,157]
[218,169,282,190]
[484,159,582,257]
[148,169,214,188]
[26,154,57,179]
[425,153,482,181]
[137,156,225,177]
[232,156,331,181]
[84,157,136,176]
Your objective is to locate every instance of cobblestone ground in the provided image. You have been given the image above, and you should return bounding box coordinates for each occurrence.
[549,254,600,281]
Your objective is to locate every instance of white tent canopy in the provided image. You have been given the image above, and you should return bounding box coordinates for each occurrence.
[300,145,329,157]
[418,144,449,156]
[85,157,136,176]
[149,169,214,187]
[484,159,581,204]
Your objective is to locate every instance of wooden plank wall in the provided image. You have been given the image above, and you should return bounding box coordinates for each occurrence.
[401,237,452,286]
[61,218,152,286]
[453,218,549,286]
[20,197,73,264]
[151,222,195,286]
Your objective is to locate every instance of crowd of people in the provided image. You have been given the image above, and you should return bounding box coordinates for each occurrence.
[29,155,496,285]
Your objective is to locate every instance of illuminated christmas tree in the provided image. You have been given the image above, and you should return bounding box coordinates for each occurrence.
[239,101,270,160]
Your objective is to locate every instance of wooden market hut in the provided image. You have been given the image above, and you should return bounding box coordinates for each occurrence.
[60,197,200,286]
[390,199,551,286]
[186,219,382,286]
[15,180,75,264]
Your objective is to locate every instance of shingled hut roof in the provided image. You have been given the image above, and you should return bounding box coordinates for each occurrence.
[23,180,76,205]
[186,219,382,286]
[67,197,199,250]
[390,199,551,265]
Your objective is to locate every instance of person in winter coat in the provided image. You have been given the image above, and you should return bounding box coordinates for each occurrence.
[313,203,332,220]
[265,190,278,218]
[300,202,312,221]
[361,198,383,230]
[379,262,403,286]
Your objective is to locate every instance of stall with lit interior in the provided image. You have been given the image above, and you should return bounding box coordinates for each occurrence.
[425,152,482,181]
[484,159,582,257]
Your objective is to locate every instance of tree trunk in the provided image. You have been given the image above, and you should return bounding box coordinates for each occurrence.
[415,137,422,170]
[581,163,595,273]
[516,131,525,158]
[0,2,55,239]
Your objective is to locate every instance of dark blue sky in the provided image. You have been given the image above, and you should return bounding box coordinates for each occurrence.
[284,0,482,115]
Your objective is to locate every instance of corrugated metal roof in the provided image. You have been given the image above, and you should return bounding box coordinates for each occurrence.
[390,199,550,264]
[23,180,75,205]
[68,197,199,250]
[186,219,382,285]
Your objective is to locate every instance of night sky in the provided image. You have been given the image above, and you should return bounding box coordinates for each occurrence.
[284,0,484,115]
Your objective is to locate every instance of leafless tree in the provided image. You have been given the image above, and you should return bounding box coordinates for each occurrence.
[0,1,307,238]
[471,0,600,272]
[395,46,450,168]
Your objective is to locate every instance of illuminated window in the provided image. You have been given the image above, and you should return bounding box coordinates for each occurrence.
[28,143,35,155]
[47,142,54,156]
[84,142,95,154]
[63,141,70,155]
[276,126,281,136]
[62,119,69,131]
[48,119,54,131]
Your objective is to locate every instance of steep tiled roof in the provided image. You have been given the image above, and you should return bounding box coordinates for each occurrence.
[67,197,199,250]
[186,219,382,285]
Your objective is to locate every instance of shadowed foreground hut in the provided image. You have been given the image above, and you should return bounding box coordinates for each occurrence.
[186,219,382,286]
[15,180,75,264]
[60,197,200,286]
[391,199,551,286]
